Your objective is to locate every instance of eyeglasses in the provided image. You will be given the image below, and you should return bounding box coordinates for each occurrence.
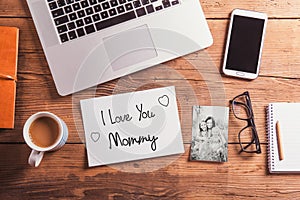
[230,91,261,154]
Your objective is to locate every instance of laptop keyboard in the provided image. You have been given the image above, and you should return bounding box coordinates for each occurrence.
[47,0,180,43]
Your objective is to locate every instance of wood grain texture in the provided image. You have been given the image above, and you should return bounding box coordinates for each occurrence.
[1,17,300,78]
[2,57,300,143]
[1,0,300,199]
[1,144,299,199]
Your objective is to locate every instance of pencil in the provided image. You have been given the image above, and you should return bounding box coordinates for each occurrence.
[276,121,284,161]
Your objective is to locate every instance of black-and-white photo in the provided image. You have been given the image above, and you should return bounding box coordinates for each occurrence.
[190,106,229,162]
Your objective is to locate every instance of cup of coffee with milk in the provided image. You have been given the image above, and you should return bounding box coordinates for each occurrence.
[23,112,68,167]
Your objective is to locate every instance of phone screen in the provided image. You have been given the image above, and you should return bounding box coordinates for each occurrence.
[225,15,265,73]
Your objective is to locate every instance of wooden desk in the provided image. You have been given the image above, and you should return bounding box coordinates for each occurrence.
[1,0,300,199]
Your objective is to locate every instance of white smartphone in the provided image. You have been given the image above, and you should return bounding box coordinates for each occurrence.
[222,9,268,79]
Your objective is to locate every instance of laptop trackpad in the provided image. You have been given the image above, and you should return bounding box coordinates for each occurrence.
[103,25,157,71]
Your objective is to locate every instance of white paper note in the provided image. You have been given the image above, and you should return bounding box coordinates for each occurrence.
[80,86,184,167]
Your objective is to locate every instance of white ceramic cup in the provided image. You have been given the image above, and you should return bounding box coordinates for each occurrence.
[23,112,68,167]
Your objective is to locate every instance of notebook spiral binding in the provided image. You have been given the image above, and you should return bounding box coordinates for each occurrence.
[266,104,275,172]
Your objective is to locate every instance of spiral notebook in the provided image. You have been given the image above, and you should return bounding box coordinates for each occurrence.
[267,103,300,173]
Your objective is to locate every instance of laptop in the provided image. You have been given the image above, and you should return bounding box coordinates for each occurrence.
[26,0,213,96]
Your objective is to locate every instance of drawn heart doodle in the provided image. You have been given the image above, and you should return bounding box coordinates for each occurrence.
[158,95,169,107]
[91,132,101,142]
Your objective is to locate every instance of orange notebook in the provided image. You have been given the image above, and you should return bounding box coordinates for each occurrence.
[0,26,19,128]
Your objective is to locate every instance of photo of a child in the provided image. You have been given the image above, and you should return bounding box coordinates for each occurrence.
[190,106,229,162]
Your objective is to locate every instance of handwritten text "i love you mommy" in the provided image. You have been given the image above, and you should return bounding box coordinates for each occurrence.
[99,103,159,151]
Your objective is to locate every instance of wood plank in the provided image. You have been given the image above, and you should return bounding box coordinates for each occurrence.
[2,52,300,143]
[1,0,300,18]
[2,61,300,144]
[0,0,29,17]
[1,144,300,199]
[201,0,300,19]
[0,17,299,77]
[206,19,300,78]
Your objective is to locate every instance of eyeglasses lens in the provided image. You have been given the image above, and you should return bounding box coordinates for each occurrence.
[239,126,258,152]
[232,97,251,120]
